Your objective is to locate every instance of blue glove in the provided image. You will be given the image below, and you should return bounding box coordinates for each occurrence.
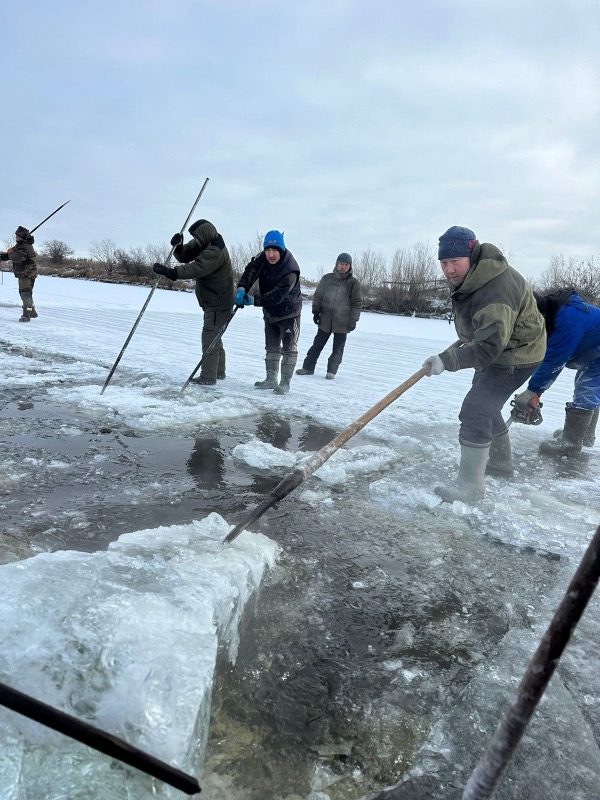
[243,294,254,306]
[235,288,246,308]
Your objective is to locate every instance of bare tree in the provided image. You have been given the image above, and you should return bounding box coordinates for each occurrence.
[537,254,600,303]
[378,242,440,313]
[352,248,387,291]
[40,239,74,265]
[229,231,264,283]
[89,238,119,275]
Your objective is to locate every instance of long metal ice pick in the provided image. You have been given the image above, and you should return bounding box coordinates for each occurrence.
[462,521,600,799]
[0,680,201,794]
[101,178,210,394]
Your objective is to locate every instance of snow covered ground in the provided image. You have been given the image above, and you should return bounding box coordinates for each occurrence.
[0,273,599,799]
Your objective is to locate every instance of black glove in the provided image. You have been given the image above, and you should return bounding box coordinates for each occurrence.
[170,232,183,247]
[153,263,178,281]
[0,252,8,261]
[313,313,321,325]
[348,321,356,332]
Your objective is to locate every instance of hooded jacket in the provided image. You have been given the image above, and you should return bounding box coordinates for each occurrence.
[172,220,233,312]
[440,242,546,372]
[528,290,600,395]
[312,266,362,333]
[238,249,301,322]
[4,237,37,279]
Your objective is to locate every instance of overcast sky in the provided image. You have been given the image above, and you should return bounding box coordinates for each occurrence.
[2,0,599,280]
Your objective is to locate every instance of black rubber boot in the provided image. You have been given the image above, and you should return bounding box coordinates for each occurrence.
[540,406,594,456]
[19,307,31,322]
[436,441,490,503]
[255,354,281,389]
[485,430,514,477]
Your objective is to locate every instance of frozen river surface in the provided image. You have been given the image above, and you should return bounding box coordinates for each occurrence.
[0,276,599,799]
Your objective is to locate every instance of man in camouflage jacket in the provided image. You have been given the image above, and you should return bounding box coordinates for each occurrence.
[0,225,38,322]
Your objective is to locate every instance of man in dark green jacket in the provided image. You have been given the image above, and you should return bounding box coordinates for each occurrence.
[422,226,545,503]
[153,219,234,385]
[0,226,38,322]
[296,252,362,379]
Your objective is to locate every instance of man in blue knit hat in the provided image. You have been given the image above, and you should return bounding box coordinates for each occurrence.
[421,226,545,503]
[235,230,302,395]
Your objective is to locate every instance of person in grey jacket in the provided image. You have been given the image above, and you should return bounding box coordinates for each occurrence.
[296,253,362,379]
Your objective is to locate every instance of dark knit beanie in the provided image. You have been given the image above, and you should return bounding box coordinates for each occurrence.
[336,252,352,266]
[15,225,30,239]
[438,226,476,260]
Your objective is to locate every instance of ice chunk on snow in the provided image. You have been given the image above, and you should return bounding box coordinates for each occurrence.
[0,512,278,798]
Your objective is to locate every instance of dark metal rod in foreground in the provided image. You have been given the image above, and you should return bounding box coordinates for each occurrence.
[462,521,600,800]
[101,178,210,394]
[0,681,201,795]
[30,200,71,235]
[180,307,238,394]
[224,366,429,543]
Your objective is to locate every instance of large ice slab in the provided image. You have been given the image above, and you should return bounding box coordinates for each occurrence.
[0,513,279,799]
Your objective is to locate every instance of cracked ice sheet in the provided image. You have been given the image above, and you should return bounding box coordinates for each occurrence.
[45,384,259,432]
[0,513,279,799]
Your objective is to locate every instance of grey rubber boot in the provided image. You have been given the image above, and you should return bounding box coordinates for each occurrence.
[485,430,514,477]
[435,441,490,503]
[274,354,297,395]
[557,406,600,447]
[255,354,281,389]
[540,406,595,456]
[584,406,599,447]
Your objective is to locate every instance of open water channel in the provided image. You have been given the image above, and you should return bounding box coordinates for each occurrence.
[1,382,599,800]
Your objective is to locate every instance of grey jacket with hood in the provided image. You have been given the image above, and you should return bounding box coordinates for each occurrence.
[312,267,362,334]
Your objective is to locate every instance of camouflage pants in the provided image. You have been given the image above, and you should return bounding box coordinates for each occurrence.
[18,275,35,308]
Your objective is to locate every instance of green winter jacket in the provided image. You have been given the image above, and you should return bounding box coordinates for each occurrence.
[440,242,546,372]
[312,268,362,333]
[5,239,37,279]
[172,220,234,312]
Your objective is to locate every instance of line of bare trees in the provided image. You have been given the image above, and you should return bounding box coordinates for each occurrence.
[30,234,600,313]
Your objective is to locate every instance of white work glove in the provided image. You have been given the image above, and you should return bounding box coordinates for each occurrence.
[422,354,445,376]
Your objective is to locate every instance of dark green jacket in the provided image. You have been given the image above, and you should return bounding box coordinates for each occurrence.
[5,239,37,279]
[440,242,546,372]
[173,221,233,312]
[312,268,362,333]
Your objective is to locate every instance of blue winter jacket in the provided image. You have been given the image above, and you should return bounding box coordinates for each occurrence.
[528,292,600,394]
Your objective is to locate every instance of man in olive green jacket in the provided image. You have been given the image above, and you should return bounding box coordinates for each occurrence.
[0,225,38,322]
[422,226,545,503]
[153,219,234,385]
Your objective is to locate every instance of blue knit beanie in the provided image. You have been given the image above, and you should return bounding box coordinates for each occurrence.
[438,226,476,260]
[263,230,286,253]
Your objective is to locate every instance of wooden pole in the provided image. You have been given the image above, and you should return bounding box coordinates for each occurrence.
[224,367,428,543]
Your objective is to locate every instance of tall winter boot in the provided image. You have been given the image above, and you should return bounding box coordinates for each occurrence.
[254,354,281,389]
[485,430,514,477]
[274,354,297,395]
[540,406,595,456]
[19,307,31,323]
[435,441,490,503]
[29,307,38,318]
[583,406,599,447]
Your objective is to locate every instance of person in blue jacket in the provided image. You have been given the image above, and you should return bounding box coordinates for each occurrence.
[513,288,600,455]
[235,230,302,395]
